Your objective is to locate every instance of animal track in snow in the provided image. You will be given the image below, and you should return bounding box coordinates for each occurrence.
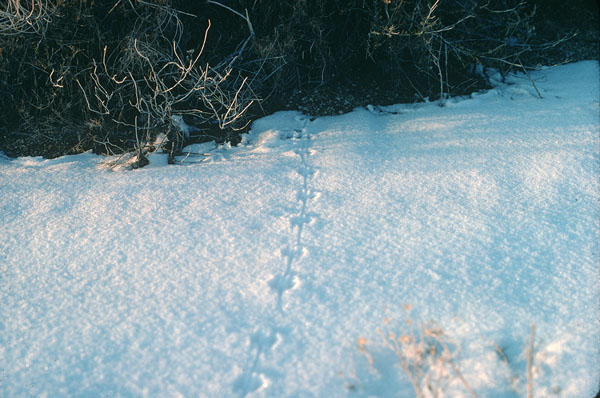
[269,115,320,310]
[234,328,284,397]
[235,114,321,397]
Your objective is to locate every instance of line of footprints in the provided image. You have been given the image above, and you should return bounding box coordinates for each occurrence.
[235,115,320,397]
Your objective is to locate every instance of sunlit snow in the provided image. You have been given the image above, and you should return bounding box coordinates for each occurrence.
[1,61,598,398]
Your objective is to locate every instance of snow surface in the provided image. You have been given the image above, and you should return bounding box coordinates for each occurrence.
[1,61,599,398]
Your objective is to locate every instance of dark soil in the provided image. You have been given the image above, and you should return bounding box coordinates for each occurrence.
[270,75,488,117]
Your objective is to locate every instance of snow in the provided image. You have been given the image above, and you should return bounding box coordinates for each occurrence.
[1,61,599,398]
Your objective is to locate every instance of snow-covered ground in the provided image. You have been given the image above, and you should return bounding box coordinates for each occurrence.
[1,61,598,398]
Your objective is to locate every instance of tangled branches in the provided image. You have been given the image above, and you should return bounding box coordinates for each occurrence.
[0,0,591,161]
[365,0,575,104]
[0,0,59,36]
[80,5,257,164]
[0,0,261,162]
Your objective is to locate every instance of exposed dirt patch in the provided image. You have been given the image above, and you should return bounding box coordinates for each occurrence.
[262,74,487,118]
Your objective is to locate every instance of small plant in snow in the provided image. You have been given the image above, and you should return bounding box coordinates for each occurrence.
[376,320,477,398]
[354,318,558,398]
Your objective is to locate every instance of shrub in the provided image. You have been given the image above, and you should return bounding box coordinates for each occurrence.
[0,0,595,160]
[0,0,261,162]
